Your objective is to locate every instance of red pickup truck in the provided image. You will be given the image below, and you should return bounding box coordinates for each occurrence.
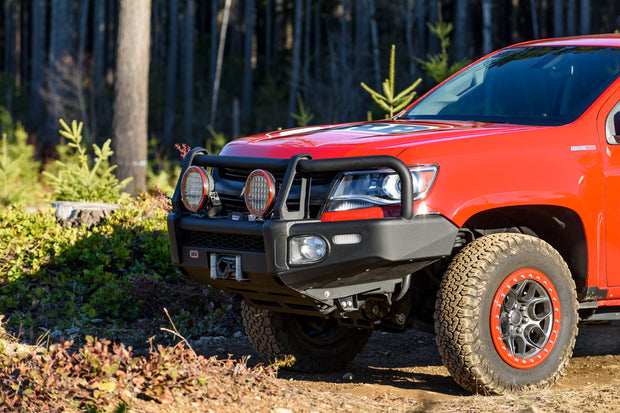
[168,34,620,394]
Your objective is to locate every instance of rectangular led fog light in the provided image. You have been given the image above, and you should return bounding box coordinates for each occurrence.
[332,234,362,245]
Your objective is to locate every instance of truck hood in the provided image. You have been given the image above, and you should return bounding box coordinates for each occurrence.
[219,120,543,159]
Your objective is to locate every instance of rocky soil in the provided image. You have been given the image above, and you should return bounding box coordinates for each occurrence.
[189,321,620,412]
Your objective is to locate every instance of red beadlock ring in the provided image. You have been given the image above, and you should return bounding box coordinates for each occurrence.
[490,269,561,369]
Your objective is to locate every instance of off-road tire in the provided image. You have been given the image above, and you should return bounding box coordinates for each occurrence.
[435,233,578,394]
[241,300,371,373]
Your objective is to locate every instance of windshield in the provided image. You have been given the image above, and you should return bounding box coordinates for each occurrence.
[402,46,620,126]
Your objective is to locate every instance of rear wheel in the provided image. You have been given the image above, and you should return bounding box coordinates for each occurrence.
[435,233,578,394]
[241,301,371,372]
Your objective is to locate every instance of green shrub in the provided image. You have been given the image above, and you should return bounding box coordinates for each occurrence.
[415,5,466,83]
[0,196,238,345]
[43,119,132,203]
[292,93,315,127]
[147,160,182,197]
[147,139,183,196]
[206,126,228,155]
[0,107,43,206]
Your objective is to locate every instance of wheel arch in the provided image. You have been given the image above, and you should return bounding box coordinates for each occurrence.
[461,205,587,296]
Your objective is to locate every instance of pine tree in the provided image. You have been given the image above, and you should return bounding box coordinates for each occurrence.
[361,45,422,118]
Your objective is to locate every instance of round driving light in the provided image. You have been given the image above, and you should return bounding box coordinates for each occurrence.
[300,237,327,260]
[289,236,328,265]
[181,166,209,211]
[244,169,276,216]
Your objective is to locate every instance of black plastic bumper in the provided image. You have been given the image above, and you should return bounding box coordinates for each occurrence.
[168,212,458,309]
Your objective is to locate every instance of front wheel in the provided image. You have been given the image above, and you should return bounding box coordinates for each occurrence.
[435,233,578,394]
[241,301,371,372]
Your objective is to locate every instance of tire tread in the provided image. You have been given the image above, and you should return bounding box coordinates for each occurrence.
[435,233,578,394]
[241,301,371,373]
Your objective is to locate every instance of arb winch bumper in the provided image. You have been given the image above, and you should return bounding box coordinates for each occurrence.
[167,149,459,315]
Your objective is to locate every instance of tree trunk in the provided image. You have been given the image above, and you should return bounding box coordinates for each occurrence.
[567,0,576,35]
[356,0,371,83]
[93,0,105,104]
[415,0,427,74]
[338,0,352,120]
[28,0,46,131]
[580,0,590,34]
[232,97,240,139]
[303,0,312,99]
[199,0,207,36]
[482,0,493,55]
[228,0,242,58]
[454,0,471,61]
[287,0,303,128]
[511,0,519,43]
[16,1,25,87]
[553,0,564,37]
[274,0,283,77]
[46,0,70,142]
[49,0,70,70]
[210,0,233,127]
[265,0,273,76]
[428,0,439,54]
[404,0,414,77]
[530,0,540,38]
[313,0,321,86]
[182,0,195,143]
[241,0,255,127]
[163,0,179,146]
[327,32,338,122]
[105,1,117,80]
[210,0,218,94]
[77,0,90,135]
[540,0,549,38]
[150,0,162,140]
[3,0,15,77]
[113,0,152,195]
[368,0,380,90]
[65,0,74,58]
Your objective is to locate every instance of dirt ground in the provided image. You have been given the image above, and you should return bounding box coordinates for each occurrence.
[191,321,620,412]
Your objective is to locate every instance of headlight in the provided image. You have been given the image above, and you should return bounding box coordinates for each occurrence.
[325,165,438,212]
[244,169,277,217]
[181,166,212,211]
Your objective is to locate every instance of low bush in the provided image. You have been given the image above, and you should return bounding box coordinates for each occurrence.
[43,119,132,203]
[0,195,240,347]
[0,108,43,206]
[0,334,279,412]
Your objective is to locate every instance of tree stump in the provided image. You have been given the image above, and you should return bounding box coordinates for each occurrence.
[52,201,119,228]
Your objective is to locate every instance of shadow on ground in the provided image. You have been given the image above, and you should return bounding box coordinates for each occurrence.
[194,320,620,396]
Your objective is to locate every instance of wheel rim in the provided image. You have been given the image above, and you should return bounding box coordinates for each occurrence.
[292,315,349,346]
[490,269,561,369]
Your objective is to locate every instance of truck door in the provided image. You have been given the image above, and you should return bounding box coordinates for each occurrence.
[603,99,620,288]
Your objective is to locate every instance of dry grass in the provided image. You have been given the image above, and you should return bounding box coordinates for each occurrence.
[3,315,619,413]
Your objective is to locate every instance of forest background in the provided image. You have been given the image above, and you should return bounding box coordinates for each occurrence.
[0,0,619,193]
